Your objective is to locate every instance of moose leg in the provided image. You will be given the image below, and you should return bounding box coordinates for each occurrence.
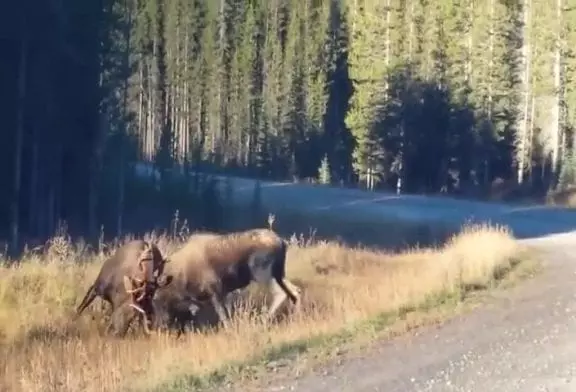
[106,306,137,337]
[175,318,186,338]
[118,313,138,337]
[287,279,301,310]
[268,279,301,322]
[74,283,98,319]
[267,280,288,322]
[210,293,230,328]
[285,280,302,299]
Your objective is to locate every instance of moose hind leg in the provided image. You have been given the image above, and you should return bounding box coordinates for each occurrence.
[267,280,288,322]
[284,279,301,305]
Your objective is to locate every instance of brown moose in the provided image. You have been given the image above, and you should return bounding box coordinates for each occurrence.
[153,228,301,332]
[74,239,173,336]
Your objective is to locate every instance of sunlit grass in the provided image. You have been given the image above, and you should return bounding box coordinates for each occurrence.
[0,222,522,392]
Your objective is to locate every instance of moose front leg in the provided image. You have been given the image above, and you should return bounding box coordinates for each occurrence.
[106,306,138,337]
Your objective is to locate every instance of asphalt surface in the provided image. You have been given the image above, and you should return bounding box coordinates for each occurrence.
[258,232,576,392]
[225,177,576,240]
[133,163,576,239]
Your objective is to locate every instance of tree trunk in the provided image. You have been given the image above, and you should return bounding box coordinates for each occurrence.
[28,131,38,237]
[88,52,107,240]
[117,0,133,237]
[138,57,144,155]
[517,0,531,184]
[11,20,28,255]
[465,0,473,82]
[551,0,563,183]
[487,0,494,119]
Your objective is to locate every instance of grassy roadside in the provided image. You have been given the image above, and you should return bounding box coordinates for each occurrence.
[153,245,540,392]
[0,223,537,392]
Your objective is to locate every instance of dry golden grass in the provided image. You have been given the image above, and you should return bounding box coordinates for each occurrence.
[0,223,522,392]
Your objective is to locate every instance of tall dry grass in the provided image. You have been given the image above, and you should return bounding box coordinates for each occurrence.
[0,223,521,392]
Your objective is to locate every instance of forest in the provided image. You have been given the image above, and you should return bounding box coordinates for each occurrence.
[2,0,576,253]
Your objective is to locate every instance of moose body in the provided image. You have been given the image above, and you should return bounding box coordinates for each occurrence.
[75,239,172,336]
[151,288,204,336]
[156,229,301,330]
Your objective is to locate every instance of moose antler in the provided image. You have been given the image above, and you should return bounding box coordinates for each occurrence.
[125,276,147,302]
[125,272,152,334]
[128,303,151,334]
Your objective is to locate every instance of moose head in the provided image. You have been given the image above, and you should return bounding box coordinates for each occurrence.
[122,243,173,334]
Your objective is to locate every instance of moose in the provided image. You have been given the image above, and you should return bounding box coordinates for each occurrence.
[153,227,301,332]
[74,239,173,336]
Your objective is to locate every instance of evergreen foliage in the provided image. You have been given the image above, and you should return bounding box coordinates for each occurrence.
[2,0,575,250]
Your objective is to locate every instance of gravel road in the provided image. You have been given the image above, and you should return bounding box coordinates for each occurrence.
[257,232,576,392]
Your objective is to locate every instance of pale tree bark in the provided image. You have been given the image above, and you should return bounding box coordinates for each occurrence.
[398,8,408,196]
[11,18,27,254]
[182,30,187,162]
[517,0,532,184]
[147,60,155,160]
[183,38,190,165]
[367,0,392,193]
[168,43,176,160]
[550,0,563,179]
[198,95,205,161]
[384,0,391,94]
[138,58,144,155]
[408,1,414,62]
[217,0,227,159]
[528,91,535,182]
[397,0,415,195]
[482,0,496,185]
[117,0,133,237]
[176,23,185,163]
[175,27,181,163]
[487,0,494,118]
[465,0,473,82]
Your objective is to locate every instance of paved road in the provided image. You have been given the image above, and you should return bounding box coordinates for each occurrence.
[134,163,576,239]
[225,177,576,239]
[256,232,576,392]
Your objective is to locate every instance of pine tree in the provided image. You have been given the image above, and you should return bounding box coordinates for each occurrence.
[318,154,331,184]
[345,0,389,190]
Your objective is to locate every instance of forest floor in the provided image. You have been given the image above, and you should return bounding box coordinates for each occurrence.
[0,222,526,392]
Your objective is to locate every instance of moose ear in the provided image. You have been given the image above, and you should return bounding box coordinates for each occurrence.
[157,274,173,288]
[123,275,135,292]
